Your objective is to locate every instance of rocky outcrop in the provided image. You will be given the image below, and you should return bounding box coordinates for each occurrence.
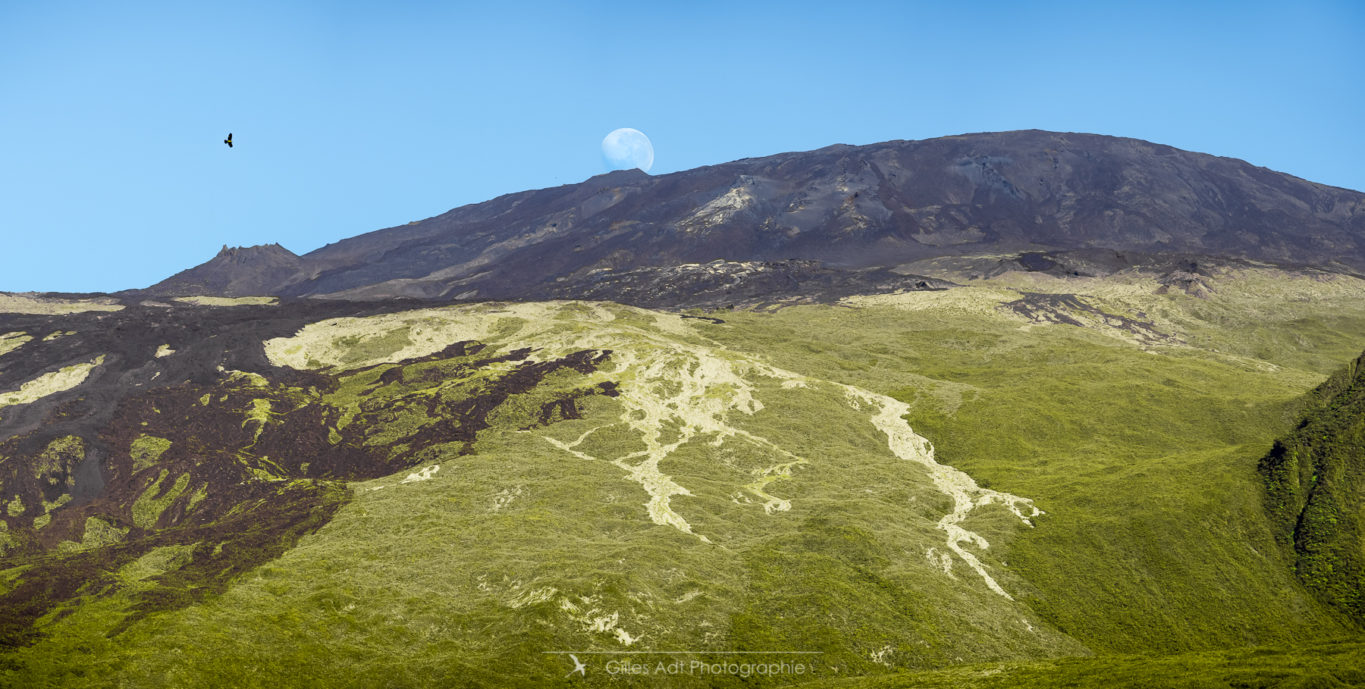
[149,243,303,297]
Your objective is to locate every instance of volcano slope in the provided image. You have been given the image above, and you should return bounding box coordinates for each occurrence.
[2,260,1365,687]
[145,130,1365,304]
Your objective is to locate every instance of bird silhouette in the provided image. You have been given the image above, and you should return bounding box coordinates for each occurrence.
[224,133,233,148]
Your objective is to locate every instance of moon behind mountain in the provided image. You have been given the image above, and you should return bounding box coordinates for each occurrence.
[601,128,654,173]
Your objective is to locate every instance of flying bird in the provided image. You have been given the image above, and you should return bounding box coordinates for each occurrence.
[224,133,233,148]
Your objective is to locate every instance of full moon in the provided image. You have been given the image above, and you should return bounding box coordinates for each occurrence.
[601,128,654,173]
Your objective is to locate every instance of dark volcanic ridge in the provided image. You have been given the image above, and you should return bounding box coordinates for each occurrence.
[157,243,304,297]
[141,130,1365,307]
[536,259,954,309]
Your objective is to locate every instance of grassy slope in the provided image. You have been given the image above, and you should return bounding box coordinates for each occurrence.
[4,265,1365,687]
[709,267,1365,657]
[797,639,1365,689]
[3,303,1077,687]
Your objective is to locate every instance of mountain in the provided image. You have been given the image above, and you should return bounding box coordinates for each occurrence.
[145,130,1365,305]
[6,131,1365,687]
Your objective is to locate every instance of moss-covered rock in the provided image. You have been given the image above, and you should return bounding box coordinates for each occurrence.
[132,471,190,530]
[57,517,129,553]
[34,436,83,488]
[0,332,31,359]
[129,435,172,472]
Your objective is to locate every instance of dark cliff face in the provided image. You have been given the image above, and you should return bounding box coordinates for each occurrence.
[1260,350,1365,624]
[146,130,1365,303]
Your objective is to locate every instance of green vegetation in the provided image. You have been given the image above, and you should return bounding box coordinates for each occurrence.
[0,355,105,410]
[129,435,172,472]
[57,517,129,553]
[1260,349,1365,621]
[0,331,31,358]
[131,471,190,529]
[35,436,83,484]
[0,294,122,314]
[172,295,278,307]
[800,639,1365,688]
[118,544,197,583]
[709,269,1365,655]
[333,328,415,367]
[2,265,1365,687]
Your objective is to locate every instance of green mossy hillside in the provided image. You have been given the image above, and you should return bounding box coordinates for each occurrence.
[1260,349,1365,622]
[2,266,1365,687]
[798,639,1365,689]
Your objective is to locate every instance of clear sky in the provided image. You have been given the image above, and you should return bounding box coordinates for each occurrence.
[2,0,1362,292]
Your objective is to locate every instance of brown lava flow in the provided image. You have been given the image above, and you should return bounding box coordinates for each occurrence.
[0,297,617,649]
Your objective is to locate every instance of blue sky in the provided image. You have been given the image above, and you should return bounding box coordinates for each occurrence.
[1,0,1361,292]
